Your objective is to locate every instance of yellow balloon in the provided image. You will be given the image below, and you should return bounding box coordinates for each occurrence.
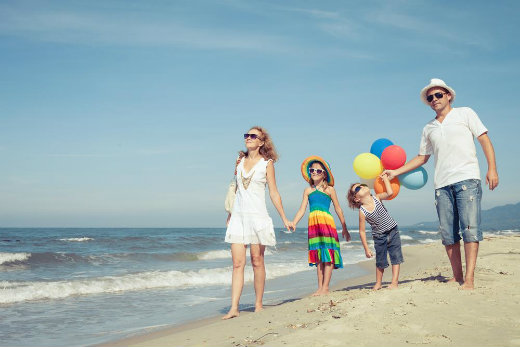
[353,153,383,179]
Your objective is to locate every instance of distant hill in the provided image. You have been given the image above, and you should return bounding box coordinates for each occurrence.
[412,202,520,231]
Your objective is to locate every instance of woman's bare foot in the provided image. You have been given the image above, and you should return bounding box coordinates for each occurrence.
[387,283,398,289]
[311,290,322,296]
[254,305,264,312]
[222,310,240,320]
[372,283,382,291]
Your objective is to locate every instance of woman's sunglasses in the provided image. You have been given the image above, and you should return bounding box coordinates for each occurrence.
[244,133,260,140]
[426,92,447,103]
[353,184,368,193]
[309,168,325,175]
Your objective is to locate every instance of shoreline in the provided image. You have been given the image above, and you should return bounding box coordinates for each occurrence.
[95,234,520,347]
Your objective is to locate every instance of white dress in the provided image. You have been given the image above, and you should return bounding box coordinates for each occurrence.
[225,157,276,246]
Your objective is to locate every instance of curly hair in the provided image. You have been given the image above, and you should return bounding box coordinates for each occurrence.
[239,126,279,162]
[347,183,363,209]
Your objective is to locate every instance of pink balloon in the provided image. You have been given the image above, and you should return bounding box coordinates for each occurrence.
[381,145,406,170]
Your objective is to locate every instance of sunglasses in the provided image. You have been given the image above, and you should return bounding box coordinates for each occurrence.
[426,92,447,103]
[243,133,260,140]
[309,168,325,175]
[353,184,368,193]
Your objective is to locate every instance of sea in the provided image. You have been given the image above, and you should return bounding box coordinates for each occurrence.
[1,227,518,347]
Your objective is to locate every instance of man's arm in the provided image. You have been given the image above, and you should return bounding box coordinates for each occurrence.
[478,133,499,190]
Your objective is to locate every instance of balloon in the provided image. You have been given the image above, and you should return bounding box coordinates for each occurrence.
[373,176,400,200]
[399,167,428,190]
[370,138,394,158]
[381,145,406,170]
[353,153,383,179]
[360,177,375,189]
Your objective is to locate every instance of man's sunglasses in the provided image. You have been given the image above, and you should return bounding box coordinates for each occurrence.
[426,92,447,103]
[244,133,260,140]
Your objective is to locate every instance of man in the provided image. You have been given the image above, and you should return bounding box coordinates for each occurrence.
[385,78,498,290]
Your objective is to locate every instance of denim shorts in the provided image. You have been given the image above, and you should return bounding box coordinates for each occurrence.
[372,226,404,269]
[435,179,482,245]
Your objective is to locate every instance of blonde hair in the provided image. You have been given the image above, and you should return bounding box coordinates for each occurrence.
[239,126,279,162]
[308,161,329,189]
[347,183,362,209]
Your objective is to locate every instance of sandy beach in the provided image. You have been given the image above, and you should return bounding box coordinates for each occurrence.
[98,234,520,347]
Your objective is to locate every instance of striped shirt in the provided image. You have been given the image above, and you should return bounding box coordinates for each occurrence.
[360,196,397,235]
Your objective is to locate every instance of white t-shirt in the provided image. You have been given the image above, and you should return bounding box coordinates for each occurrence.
[419,107,488,189]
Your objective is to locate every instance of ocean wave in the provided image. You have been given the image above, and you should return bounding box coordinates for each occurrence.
[0,252,31,265]
[197,248,273,261]
[419,238,437,244]
[197,250,231,260]
[0,263,310,304]
[415,230,439,235]
[59,237,94,242]
[400,235,414,240]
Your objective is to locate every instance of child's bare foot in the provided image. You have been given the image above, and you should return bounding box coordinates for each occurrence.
[222,309,240,320]
[387,283,398,289]
[372,283,382,291]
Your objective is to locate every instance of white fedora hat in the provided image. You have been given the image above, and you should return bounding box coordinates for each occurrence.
[420,78,456,105]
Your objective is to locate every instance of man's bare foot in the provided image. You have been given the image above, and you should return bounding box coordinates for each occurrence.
[446,277,464,284]
[387,283,398,289]
[460,281,474,290]
[372,283,382,291]
[222,310,239,320]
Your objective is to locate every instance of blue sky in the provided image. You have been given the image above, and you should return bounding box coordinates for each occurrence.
[1,0,518,227]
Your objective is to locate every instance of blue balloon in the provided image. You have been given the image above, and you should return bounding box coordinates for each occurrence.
[399,167,428,190]
[370,138,394,158]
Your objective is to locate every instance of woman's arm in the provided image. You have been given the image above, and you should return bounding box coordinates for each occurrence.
[328,187,351,241]
[358,211,373,258]
[266,161,294,231]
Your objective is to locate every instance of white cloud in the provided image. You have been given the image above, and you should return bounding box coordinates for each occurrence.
[0,3,289,52]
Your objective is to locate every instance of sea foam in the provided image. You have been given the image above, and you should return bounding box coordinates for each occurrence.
[0,262,309,304]
[0,252,31,265]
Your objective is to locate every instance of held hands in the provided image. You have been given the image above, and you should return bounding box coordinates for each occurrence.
[379,172,390,181]
[382,170,397,180]
[283,219,296,233]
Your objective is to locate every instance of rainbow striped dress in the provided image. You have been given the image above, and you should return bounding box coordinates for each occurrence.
[307,189,343,269]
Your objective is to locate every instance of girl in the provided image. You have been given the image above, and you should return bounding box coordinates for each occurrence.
[223,126,293,319]
[292,156,351,296]
[347,174,404,290]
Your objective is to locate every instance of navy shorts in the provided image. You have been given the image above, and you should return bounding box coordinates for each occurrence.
[373,226,404,269]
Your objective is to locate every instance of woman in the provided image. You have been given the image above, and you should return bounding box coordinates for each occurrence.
[223,126,293,320]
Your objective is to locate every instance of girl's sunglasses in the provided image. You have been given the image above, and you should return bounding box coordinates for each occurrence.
[244,133,260,140]
[309,168,325,175]
[426,92,447,103]
[353,184,368,193]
